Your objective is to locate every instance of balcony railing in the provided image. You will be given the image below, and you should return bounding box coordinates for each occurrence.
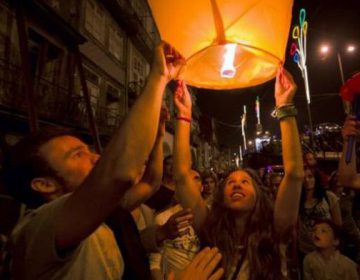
[0,58,124,135]
[40,0,80,28]
[96,105,124,135]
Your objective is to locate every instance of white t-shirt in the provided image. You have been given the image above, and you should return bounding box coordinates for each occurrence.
[11,195,124,280]
[303,250,359,280]
[150,204,200,279]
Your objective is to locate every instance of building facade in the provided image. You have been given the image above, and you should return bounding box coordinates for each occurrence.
[0,0,215,165]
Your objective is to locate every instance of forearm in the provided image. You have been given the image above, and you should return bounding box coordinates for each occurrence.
[280,117,304,178]
[173,116,207,230]
[76,73,166,215]
[173,119,199,207]
[119,135,164,211]
[56,73,167,249]
[173,119,192,179]
[274,117,304,233]
[143,135,164,187]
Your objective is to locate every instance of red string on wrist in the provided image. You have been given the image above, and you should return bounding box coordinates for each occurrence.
[176,116,191,123]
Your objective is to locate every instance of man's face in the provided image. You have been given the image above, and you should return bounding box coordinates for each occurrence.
[305,153,317,168]
[39,136,99,193]
[203,176,216,197]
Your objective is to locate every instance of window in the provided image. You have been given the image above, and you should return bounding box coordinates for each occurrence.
[105,83,125,126]
[85,0,105,44]
[77,80,100,119]
[106,101,119,126]
[79,67,100,116]
[84,67,99,85]
[106,83,119,102]
[109,24,124,63]
[130,52,148,96]
[87,81,100,111]
[132,56,145,79]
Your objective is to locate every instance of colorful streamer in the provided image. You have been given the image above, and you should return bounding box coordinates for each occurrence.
[290,8,311,104]
[255,96,260,124]
[241,105,247,150]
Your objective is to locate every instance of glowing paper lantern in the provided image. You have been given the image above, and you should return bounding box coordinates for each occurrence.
[148,0,294,89]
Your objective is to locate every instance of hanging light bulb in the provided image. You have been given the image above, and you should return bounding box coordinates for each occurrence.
[220,43,237,78]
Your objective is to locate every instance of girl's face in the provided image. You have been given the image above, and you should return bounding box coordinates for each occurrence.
[304,169,315,191]
[223,170,257,212]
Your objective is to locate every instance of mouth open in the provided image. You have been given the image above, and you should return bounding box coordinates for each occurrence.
[231,192,245,199]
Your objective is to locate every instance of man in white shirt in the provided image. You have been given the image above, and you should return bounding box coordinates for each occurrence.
[5,43,184,280]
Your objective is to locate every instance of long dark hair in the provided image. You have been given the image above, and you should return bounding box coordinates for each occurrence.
[300,167,328,214]
[200,168,285,280]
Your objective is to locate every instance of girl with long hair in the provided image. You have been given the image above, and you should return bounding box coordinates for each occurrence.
[173,68,304,280]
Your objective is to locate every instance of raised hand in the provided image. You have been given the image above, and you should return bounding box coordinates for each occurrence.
[274,67,297,107]
[342,116,360,141]
[151,42,186,82]
[158,208,194,241]
[174,80,192,118]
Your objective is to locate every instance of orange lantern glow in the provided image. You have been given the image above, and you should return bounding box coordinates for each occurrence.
[148,0,294,89]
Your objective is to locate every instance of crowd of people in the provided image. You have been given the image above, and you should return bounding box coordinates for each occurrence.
[0,43,360,280]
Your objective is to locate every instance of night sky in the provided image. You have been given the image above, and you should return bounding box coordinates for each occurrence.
[196,0,360,148]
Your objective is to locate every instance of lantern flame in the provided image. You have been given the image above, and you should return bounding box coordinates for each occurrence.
[220,43,237,78]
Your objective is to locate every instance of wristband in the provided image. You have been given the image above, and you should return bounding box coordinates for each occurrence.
[176,116,191,123]
[271,105,297,120]
[276,103,294,109]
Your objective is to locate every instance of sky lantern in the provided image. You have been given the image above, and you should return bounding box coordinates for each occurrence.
[148,0,294,89]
